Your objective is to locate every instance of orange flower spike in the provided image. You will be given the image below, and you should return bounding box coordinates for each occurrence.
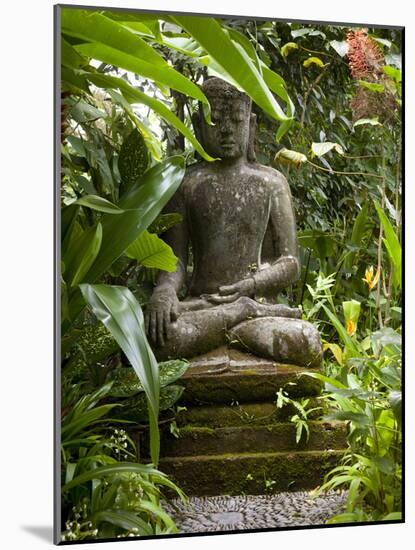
[362,266,381,290]
[346,320,357,336]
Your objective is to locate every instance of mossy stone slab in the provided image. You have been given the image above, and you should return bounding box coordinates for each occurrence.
[175,401,322,428]
[156,421,347,457]
[179,347,322,404]
[158,449,344,496]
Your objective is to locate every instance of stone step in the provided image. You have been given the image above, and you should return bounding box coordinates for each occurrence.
[157,421,346,457]
[180,347,322,405]
[159,449,345,496]
[175,401,322,427]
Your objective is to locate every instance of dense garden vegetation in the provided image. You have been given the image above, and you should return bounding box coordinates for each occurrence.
[59,7,402,541]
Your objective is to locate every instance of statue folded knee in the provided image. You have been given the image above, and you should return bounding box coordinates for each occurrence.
[144,77,322,369]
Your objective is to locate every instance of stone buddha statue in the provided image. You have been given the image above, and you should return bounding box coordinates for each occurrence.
[145,77,322,369]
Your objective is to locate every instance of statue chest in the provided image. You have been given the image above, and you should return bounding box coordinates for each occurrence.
[186,174,270,240]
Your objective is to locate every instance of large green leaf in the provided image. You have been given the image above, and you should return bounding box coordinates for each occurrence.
[344,204,369,270]
[107,89,162,162]
[99,11,163,42]
[61,9,166,67]
[74,41,208,106]
[171,15,291,122]
[64,223,102,287]
[226,27,262,73]
[194,24,293,138]
[107,360,189,397]
[118,128,149,195]
[83,72,214,161]
[125,230,178,272]
[113,385,185,422]
[161,35,203,58]
[62,462,161,491]
[74,195,124,214]
[374,201,401,289]
[61,204,80,251]
[65,157,185,330]
[84,156,185,284]
[80,284,160,465]
[61,37,87,69]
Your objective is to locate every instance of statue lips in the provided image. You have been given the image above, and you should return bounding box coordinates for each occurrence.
[221,141,236,151]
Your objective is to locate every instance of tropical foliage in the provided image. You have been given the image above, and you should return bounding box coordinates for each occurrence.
[59,6,402,540]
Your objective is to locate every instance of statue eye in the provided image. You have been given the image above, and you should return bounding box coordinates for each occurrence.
[232,110,244,122]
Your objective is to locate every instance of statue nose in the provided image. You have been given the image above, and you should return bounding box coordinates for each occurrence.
[220,117,232,134]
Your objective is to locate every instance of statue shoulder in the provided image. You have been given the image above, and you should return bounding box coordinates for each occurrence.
[182,161,208,187]
[249,163,291,194]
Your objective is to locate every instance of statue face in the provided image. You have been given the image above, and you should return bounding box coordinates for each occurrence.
[201,97,251,159]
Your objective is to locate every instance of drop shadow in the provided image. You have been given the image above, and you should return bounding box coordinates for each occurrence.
[21,525,54,543]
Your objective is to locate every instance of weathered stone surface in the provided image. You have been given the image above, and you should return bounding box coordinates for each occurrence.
[144,77,323,369]
[159,449,345,496]
[163,492,348,532]
[176,347,322,405]
[230,317,322,369]
[175,400,322,427]
[157,421,347,457]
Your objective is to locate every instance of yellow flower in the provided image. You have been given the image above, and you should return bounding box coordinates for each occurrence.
[362,265,381,290]
[346,319,357,336]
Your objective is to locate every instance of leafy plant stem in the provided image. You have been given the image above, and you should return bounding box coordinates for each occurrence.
[299,65,330,127]
[298,45,347,64]
[375,161,386,328]
[306,159,384,179]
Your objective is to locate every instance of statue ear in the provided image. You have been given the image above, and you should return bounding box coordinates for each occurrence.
[192,108,203,160]
[247,112,257,163]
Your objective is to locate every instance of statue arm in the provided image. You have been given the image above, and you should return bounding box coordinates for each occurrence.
[252,172,300,295]
[145,184,189,345]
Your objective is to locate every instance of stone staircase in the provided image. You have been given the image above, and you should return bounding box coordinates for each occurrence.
[142,347,347,496]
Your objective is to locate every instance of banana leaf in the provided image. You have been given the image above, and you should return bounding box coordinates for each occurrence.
[80,284,160,466]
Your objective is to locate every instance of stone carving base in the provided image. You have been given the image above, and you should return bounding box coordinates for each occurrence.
[178,346,322,404]
[133,348,347,496]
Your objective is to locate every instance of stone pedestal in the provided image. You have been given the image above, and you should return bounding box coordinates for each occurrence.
[140,347,346,496]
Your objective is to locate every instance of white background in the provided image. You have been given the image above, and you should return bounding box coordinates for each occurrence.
[1,0,413,548]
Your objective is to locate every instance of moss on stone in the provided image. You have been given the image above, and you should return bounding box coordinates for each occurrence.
[180,366,322,405]
[159,449,345,496]
[157,421,347,457]
[175,401,322,428]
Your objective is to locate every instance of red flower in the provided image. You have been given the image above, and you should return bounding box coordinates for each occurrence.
[347,29,384,80]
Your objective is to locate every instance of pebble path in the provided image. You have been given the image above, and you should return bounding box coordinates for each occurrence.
[164,491,347,533]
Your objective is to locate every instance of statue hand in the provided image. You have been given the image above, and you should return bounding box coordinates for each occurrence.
[145,286,180,347]
[217,278,255,301]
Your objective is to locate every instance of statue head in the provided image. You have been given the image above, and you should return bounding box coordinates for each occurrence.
[194,77,256,161]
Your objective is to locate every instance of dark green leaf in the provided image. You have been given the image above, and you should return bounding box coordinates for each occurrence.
[79,284,160,465]
[171,15,291,122]
[118,128,149,195]
[75,195,124,214]
[62,462,161,491]
[75,42,208,104]
[84,156,185,284]
[64,223,102,287]
[107,360,189,397]
[61,9,166,67]
[83,72,214,161]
